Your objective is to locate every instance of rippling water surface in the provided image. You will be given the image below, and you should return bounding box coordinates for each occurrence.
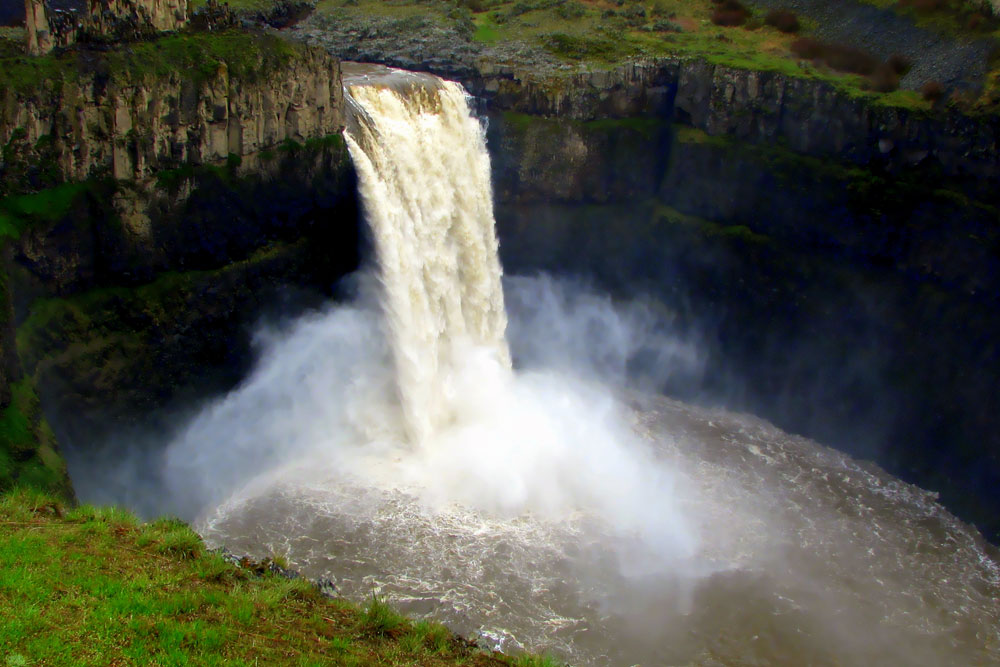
[201,394,1000,666]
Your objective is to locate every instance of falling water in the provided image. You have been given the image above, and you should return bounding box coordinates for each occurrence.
[155,65,1000,665]
[342,67,510,444]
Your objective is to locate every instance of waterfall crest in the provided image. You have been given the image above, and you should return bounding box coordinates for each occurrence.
[343,69,511,445]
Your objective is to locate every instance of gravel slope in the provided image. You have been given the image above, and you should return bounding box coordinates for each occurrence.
[750,0,994,90]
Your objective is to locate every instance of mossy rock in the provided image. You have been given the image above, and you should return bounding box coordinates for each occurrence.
[0,378,72,499]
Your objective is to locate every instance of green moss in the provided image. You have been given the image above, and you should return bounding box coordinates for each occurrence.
[0,381,35,456]
[304,133,346,151]
[0,260,10,327]
[503,111,668,140]
[673,124,733,149]
[0,183,91,240]
[0,380,70,498]
[652,203,772,245]
[583,116,664,139]
[672,123,993,220]
[154,133,343,193]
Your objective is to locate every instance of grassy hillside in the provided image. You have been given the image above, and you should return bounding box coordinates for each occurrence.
[0,30,309,94]
[0,487,558,666]
[299,0,1000,111]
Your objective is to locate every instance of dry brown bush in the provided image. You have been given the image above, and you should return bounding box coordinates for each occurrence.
[765,9,800,32]
[921,80,945,102]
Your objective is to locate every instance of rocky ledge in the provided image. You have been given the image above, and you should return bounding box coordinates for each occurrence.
[290,18,999,193]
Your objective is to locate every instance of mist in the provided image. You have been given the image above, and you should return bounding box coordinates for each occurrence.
[144,272,700,574]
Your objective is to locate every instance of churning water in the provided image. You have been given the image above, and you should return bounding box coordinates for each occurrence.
[163,66,1000,665]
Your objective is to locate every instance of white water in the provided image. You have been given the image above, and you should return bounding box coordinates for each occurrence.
[161,66,700,568]
[343,75,510,444]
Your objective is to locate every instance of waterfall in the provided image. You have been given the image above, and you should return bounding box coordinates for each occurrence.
[343,69,511,445]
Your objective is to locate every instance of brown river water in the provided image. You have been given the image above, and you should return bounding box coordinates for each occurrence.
[199,393,1000,666]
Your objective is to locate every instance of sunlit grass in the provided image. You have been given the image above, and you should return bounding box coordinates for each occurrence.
[0,488,556,665]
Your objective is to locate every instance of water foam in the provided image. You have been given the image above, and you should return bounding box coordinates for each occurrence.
[166,69,701,575]
[343,78,510,445]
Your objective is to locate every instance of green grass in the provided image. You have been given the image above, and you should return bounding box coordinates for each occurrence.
[0,488,557,666]
[474,17,502,43]
[0,31,310,96]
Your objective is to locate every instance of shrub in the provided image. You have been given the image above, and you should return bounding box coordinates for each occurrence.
[457,0,492,11]
[921,80,945,102]
[649,0,674,18]
[765,9,800,32]
[790,36,824,59]
[621,3,646,25]
[712,8,748,25]
[712,0,750,25]
[790,38,881,76]
[542,32,622,59]
[650,19,683,32]
[824,43,878,75]
[556,0,586,19]
[887,53,913,75]
[869,63,900,92]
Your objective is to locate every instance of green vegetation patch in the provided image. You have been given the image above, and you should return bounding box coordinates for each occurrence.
[0,488,556,665]
[473,16,502,42]
[0,380,70,498]
[652,203,772,245]
[0,31,310,96]
[0,183,91,241]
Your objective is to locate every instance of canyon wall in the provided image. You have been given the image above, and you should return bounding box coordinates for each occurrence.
[25,0,189,55]
[465,59,1000,197]
[0,37,355,497]
[1,43,341,183]
[292,26,1000,192]
[487,110,1000,542]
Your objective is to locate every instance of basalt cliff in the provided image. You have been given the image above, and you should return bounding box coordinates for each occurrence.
[0,32,357,496]
[2,12,1000,544]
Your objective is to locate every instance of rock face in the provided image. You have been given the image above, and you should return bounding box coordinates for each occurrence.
[292,19,1000,193]
[25,0,188,55]
[0,45,342,183]
[465,59,1000,196]
[2,135,360,497]
[487,110,1000,542]
[0,37,354,500]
